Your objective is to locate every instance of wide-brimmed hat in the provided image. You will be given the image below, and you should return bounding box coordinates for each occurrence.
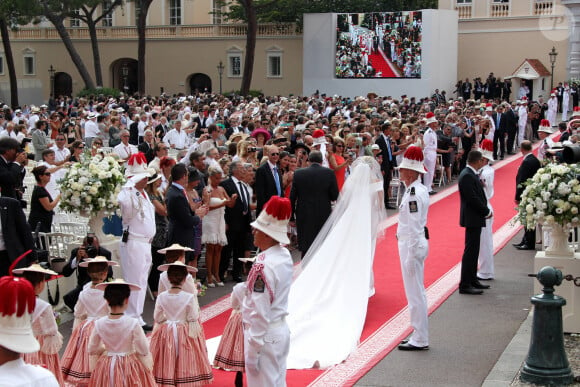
[30,106,40,114]
[538,119,553,134]
[95,278,140,291]
[12,263,60,280]
[397,146,427,174]
[479,139,494,161]
[79,256,119,268]
[0,276,39,353]
[158,260,198,273]
[251,196,291,244]
[87,111,98,119]
[425,112,438,125]
[371,144,381,152]
[293,143,310,154]
[157,243,194,254]
[250,128,271,141]
[147,173,162,185]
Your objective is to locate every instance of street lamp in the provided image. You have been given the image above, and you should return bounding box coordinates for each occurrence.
[48,65,55,97]
[217,60,225,95]
[549,46,558,91]
[121,63,129,94]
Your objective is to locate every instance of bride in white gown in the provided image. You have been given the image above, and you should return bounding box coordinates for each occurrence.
[286,156,387,369]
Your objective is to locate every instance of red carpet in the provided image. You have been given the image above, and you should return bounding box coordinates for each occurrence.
[203,154,523,386]
[368,48,398,78]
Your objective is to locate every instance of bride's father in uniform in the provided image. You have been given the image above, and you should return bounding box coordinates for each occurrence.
[290,150,339,257]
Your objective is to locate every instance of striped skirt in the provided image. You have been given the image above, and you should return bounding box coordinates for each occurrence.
[213,311,244,372]
[61,320,95,384]
[23,336,65,386]
[88,352,156,387]
[150,322,214,386]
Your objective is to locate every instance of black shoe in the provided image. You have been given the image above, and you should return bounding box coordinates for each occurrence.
[398,342,429,351]
[459,287,484,295]
[472,282,490,289]
[512,242,525,248]
[428,191,436,195]
[507,152,515,155]
[477,276,494,281]
[142,324,153,332]
[515,245,535,251]
[386,205,397,210]
[500,155,504,160]
[233,276,243,283]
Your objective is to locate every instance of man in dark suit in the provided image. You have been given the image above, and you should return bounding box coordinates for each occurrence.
[513,141,541,250]
[255,145,283,216]
[503,103,519,155]
[129,116,139,145]
[492,105,507,160]
[290,150,339,257]
[166,163,208,261]
[458,150,492,295]
[0,196,36,276]
[219,161,249,282]
[375,121,396,208]
[0,138,26,202]
[138,129,155,164]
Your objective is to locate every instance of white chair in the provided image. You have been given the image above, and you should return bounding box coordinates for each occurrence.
[435,154,446,187]
[57,222,89,237]
[389,169,403,208]
[101,146,113,154]
[37,232,82,273]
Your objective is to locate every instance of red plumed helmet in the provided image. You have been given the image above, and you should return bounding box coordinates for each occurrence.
[540,119,551,128]
[251,196,292,244]
[127,152,147,166]
[425,112,435,119]
[312,129,325,139]
[403,145,424,161]
[480,139,493,152]
[263,196,292,221]
[399,145,427,173]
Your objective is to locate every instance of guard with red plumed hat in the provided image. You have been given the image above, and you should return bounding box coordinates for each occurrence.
[397,146,431,351]
[241,196,293,386]
[477,139,496,281]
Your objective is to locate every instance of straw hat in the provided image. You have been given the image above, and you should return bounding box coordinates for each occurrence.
[12,263,59,280]
[479,139,494,162]
[538,119,553,134]
[251,196,291,244]
[0,276,40,353]
[95,278,140,291]
[157,243,194,254]
[78,256,119,268]
[147,173,162,185]
[397,146,427,174]
[157,260,198,273]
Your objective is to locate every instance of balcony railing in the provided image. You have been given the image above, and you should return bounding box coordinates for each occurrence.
[490,2,510,17]
[455,3,473,19]
[8,23,299,41]
[534,0,555,16]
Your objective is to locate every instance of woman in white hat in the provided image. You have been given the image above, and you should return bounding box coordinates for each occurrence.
[0,275,59,386]
[61,256,118,385]
[150,261,213,386]
[87,279,157,387]
[13,264,64,384]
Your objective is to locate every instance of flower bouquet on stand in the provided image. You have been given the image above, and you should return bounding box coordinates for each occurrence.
[517,162,580,256]
[59,154,125,241]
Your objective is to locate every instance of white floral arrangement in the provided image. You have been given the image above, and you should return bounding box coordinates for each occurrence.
[59,155,125,216]
[518,163,580,229]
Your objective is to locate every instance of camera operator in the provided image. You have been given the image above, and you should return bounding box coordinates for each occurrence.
[61,234,113,310]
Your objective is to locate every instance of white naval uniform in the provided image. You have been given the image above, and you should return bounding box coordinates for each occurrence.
[397,178,430,347]
[422,128,437,191]
[117,186,156,325]
[477,164,495,279]
[517,105,528,146]
[547,97,558,127]
[0,358,59,387]
[241,244,293,387]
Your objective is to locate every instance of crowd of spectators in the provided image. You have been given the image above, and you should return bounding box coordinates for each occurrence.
[1,84,574,284]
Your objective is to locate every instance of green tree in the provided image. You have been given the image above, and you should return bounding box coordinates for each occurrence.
[65,0,124,87]
[37,0,96,89]
[0,0,40,108]
[135,0,154,96]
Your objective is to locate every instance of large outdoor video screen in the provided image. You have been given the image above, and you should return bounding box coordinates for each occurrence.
[335,11,422,79]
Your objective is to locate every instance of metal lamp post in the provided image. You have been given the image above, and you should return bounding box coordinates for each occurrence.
[217,60,224,95]
[121,63,129,94]
[48,65,55,97]
[549,46,558,91]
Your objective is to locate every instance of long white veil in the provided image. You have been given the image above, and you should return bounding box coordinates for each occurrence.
[286,156,386,369]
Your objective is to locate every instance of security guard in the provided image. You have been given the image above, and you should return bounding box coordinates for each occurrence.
[397,146,430,351]
[241,196,293,386]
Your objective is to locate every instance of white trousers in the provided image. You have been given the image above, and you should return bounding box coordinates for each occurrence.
[477,215,494,279]
[398,237,429,347]
[119,239,152,326]
[245,323,289,387]
[518,122,526,145]
[423,152,436,191]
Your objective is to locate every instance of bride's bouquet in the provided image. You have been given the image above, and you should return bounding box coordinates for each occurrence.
[59,154,125,216]
[517,162,580,229]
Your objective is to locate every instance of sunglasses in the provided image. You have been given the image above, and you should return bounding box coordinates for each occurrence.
[78,146,85,149]
[270,153,279,156]
[336,144,344,148]
[43,172,51,176]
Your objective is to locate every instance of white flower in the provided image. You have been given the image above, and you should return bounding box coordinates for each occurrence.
[526,204,534,214]
[541,174,551,182]
[572,207,579,215]
[556,208,564,214]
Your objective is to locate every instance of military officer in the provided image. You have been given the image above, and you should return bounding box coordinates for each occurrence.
[477,139,495,280]
[241,196,293,386]
[397,146,430,351]
[117,153,155,331]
